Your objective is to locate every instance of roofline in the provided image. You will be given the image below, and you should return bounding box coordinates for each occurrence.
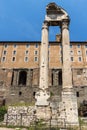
[0,41,41,43]
[70,41,87,43]
[0,41,87,43]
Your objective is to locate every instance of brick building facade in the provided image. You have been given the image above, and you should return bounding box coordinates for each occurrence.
[0,40,87,112]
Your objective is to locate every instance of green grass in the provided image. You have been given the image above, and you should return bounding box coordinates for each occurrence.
[0,106,7,122]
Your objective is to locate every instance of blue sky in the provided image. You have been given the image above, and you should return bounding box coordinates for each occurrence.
[0,0,86,41]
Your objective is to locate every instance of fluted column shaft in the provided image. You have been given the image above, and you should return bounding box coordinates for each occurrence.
[62,20,72,89]
[39,21,49,90]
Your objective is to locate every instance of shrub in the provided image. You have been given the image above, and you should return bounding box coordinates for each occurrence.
[0,106,7,122]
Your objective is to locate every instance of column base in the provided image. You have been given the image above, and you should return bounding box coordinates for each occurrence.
[36,106,51,120]
[58,87,79,126]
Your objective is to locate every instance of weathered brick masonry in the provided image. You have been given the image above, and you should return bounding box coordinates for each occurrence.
[0,41,87,108]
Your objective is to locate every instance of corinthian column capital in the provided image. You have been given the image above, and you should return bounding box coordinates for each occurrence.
[62,19,70,30]
[42,20,49,30]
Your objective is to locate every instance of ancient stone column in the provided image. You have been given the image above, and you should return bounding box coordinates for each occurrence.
[35,21,50,106]
[62,20,72,89]
[39,21,49,90]
[60,20,79,125]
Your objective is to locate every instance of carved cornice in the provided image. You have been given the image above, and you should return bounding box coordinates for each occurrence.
[46,2,68,17]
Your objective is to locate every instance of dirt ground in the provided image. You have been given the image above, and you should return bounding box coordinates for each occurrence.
[0,128,27,130]
[0,128,15,130]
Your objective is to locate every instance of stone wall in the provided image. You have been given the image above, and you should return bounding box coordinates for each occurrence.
[0,69,12,106]
[4,106,35,126]
[0,68,62,106]
[72,68,87,106]
[0,68,87,107]
[73,68,87,86]
[74,86,87,107]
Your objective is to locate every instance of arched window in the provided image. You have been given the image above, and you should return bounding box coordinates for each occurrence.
[18,71,27,86]
[58,71,62,85]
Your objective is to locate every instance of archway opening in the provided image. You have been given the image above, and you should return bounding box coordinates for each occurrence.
[58,70,62,85]
[11,71,14,85]
[52,72,54,86]
[18,71,27,85]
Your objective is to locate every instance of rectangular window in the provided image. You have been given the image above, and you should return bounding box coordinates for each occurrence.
[34,57,38,62]
[77,44,80,48]
[3,50,7,55]
[71,57,73,61]
[2,57,6,62]
[13,50,16,55]
[12,57,16,62]
[70,44,72,48]
[70,50,73,55]
[13,44,17,48]
[4,44,8,48]
[25,50,29,55]
[78,50,81,55]
[34,50,38,55]
[35,43,38,48]
[26,43,30,48]
[76,92,79,97]
[78,57,82,62]
[24,57,29,62]
[85,45,87,48]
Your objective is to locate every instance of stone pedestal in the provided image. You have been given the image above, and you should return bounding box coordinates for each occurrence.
[36,106,51,120]
[35,90,50,106]
[59,89,79,126]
